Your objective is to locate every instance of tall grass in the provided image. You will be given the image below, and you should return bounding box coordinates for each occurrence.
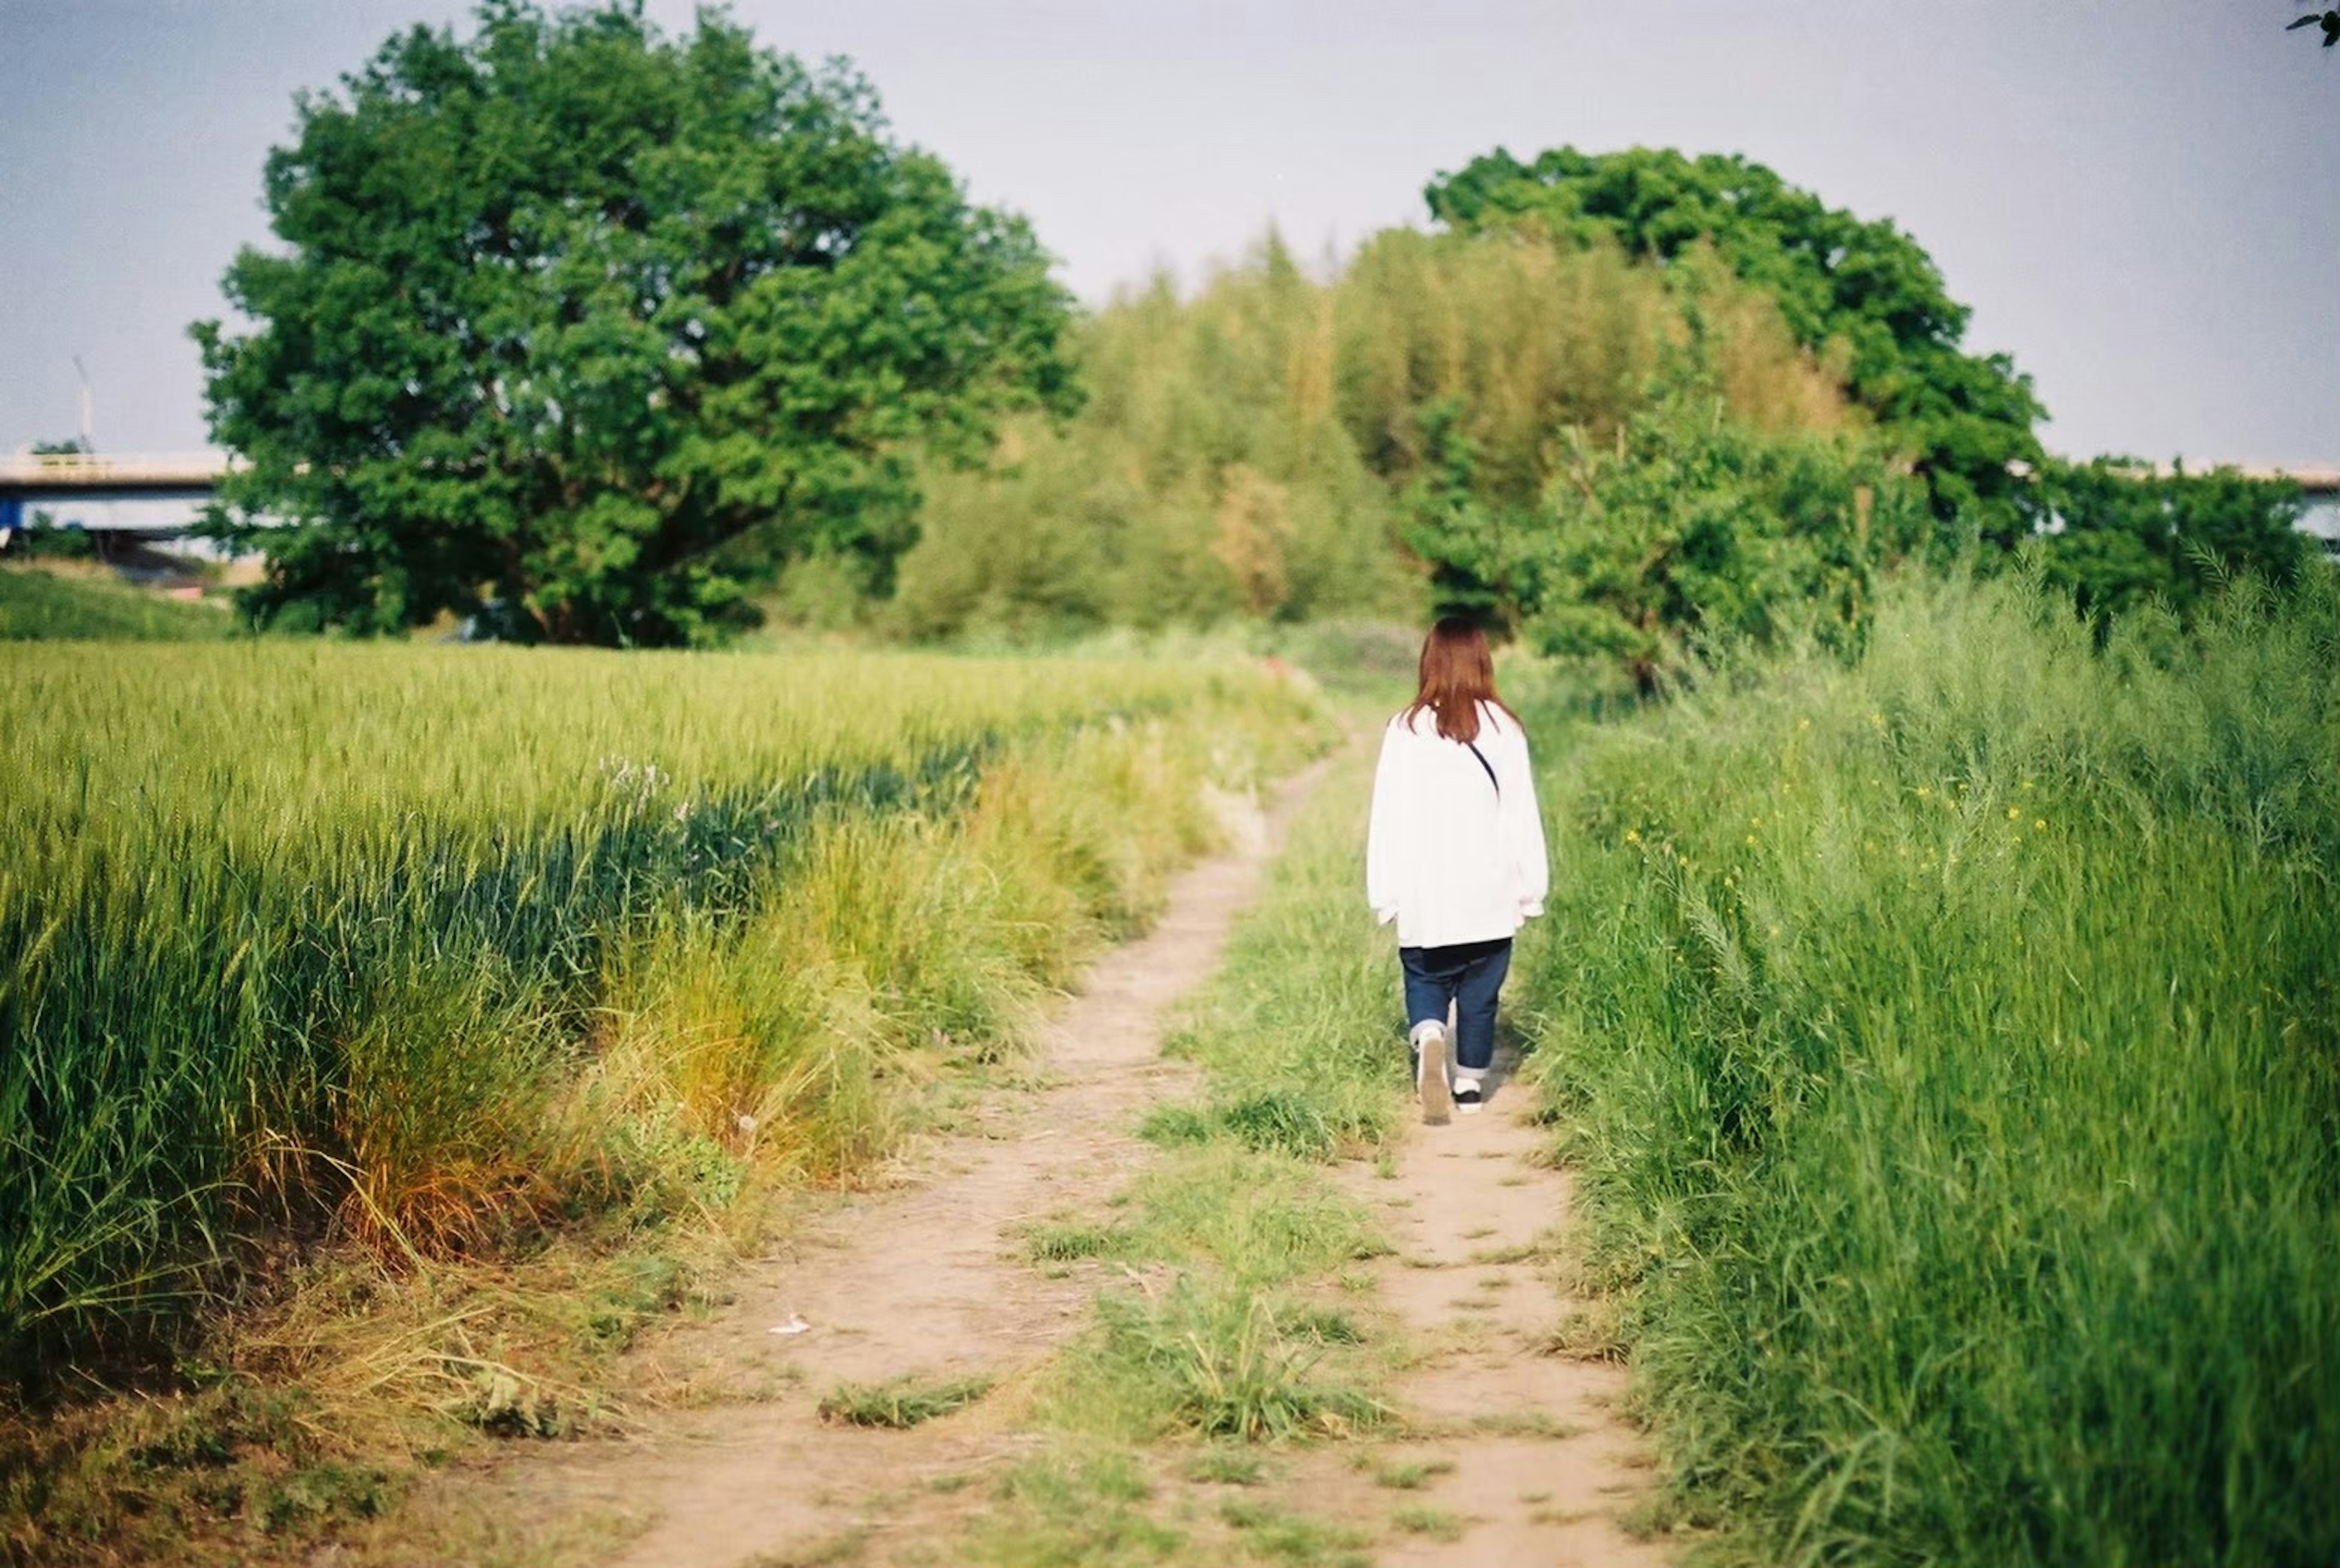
[1512,573,2338,1565]
[0,642,1319,1370]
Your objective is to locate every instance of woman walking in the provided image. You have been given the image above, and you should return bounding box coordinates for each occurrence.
[1367,619,1549,1123]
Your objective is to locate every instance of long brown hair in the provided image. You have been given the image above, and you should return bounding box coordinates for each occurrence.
[1403,618,1515,743]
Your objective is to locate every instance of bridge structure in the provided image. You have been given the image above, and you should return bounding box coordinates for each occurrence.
[0,451,240,537]
[4,449,2337,543]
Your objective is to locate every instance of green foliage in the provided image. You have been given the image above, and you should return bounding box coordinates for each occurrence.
[1185,1449,1266,1486]
[1394,396,1531,625]
[1147,770,1408,1158]
[1398,288,1924,685]
[1515,572,2338,1566]
[1514,378,1926,688]
[1333,228,1663,509]
[1216,1498,1375,1567]
[4,522,99,561]
[1427,146,2046,543]
[1116,1147,1386,1288]
[2033,457,2311,624]
[0,570,234,640]
[194,1,1072,646]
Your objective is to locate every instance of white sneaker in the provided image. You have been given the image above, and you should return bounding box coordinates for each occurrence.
[1412,1021,1452,1126]
[1453,1078,1484,1115]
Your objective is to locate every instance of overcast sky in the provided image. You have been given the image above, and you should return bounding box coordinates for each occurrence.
[1,0,2333,465]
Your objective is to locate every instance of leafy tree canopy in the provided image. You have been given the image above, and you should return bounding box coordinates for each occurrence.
[2035,459,2310,626]
[1425,146,2046,546]
[195,0,1075,645]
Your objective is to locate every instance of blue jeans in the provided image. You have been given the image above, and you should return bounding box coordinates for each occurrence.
[1399,937,1511,1077]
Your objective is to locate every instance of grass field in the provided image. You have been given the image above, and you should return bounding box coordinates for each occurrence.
[1511,572,2339,1565]
[1,642,1324,1374]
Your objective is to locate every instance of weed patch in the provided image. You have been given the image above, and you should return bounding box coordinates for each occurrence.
[1085,1287,1386,1443]
[817,1374,992,1430]
[1026,1224,1133,1264]
[1218,1497,1375,1566]
[1389,1504,1467,1541]
[1360,1453,1455,1491]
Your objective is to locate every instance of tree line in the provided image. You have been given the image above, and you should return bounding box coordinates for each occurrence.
[194,1,2318,670]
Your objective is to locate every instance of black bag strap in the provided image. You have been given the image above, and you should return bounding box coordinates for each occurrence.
[1464,740,1500,796]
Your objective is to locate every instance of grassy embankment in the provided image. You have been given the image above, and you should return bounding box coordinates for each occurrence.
[1512,573,2338,1566]
[0,566,235,640]
[1,642,1330,1564]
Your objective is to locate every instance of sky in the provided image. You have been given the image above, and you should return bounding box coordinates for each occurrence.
[1,0,2333,467]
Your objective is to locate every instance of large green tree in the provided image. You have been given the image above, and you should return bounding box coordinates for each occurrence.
[1425,146,2044,548]
[196,1,1074,645]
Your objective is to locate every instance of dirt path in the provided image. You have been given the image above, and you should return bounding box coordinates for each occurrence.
[1264,1045,1672,1567]
[411,751,1669,1568]
[435,759,1327,1567]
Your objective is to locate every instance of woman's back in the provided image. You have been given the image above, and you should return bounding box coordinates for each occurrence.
[1366,618,1550,1122]
[1367,699,1545,951]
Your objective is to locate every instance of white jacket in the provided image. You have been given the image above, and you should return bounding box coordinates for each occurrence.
[1366,701,1550,949]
